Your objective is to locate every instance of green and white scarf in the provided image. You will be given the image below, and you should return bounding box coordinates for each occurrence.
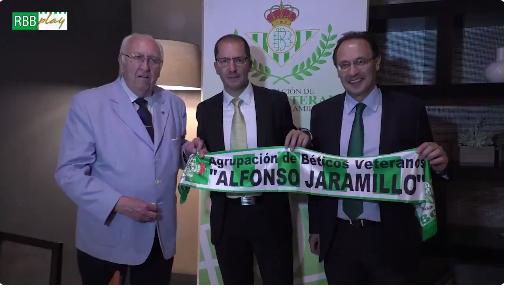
[179,147,437,240]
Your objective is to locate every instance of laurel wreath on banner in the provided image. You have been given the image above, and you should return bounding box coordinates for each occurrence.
[249,24,338,84]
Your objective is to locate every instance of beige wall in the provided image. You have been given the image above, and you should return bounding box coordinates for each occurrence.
[0,87,202,283]
[172,91,201,275]
[131,0,202,47]
[0,81,87,284]
[130,0,203,276]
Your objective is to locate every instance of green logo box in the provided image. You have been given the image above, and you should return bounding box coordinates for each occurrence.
[12,12,39,30]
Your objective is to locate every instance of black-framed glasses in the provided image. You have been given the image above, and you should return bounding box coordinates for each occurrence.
[215,56,249,66]
[121,53,163,66]
[336,57,375,71]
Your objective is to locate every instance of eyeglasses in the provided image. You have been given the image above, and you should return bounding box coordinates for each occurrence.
[336,57,375,71]
[215,56,249,66]
[121,53,163,66]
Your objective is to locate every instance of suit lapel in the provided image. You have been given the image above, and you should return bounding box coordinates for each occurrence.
[110,81,154,149]
[253,85,269,147]
[379,92,394,154]
[333,95,344,155]
[152,92,170,153]
[213,93,225,151]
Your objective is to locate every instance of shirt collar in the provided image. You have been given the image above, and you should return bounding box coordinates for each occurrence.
[344,86,381,115]
[223,82,254,106]
[120,76,155,104]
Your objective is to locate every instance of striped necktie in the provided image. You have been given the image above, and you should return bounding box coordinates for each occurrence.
[134,98,154,142]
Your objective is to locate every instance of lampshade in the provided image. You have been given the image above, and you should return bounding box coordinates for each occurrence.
[156,39,201,90]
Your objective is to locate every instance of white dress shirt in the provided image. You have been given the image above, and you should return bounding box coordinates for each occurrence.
[120,77,154,113]
[222,83,258,150]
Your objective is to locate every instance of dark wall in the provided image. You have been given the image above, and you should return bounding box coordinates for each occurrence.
[0,0,131,86]
[0,0,132,284]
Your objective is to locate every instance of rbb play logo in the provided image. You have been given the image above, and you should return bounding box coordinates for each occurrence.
[12,12,68,30]
[12,12,38,30]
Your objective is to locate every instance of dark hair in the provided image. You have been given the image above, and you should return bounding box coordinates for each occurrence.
[214,34,251,60]
[332,31,380,67]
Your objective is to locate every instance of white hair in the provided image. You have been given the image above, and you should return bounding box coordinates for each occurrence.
[118,33,164,76]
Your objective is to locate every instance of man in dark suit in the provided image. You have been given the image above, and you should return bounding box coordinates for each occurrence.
[308,31,448,284]
[196,34,310,284]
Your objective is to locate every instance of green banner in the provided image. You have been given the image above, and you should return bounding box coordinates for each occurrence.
[180,147,437,241]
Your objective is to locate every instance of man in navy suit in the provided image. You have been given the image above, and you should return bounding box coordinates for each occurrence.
[308,31,448,284]
[196,34,310,284]
[55,33,204,284]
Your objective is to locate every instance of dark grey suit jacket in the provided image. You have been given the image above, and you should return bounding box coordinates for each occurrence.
[196,85,296,244]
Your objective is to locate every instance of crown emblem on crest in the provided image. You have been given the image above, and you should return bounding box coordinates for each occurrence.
[264,0,299,27]
[246,1,336,83]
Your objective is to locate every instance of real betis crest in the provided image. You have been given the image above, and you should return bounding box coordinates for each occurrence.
[183,154,207,180]
[179,154,209,203]
[244,1,337,84]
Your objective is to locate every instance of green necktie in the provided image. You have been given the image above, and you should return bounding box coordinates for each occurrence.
[343,102,366,219]
[230,97,247,149]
